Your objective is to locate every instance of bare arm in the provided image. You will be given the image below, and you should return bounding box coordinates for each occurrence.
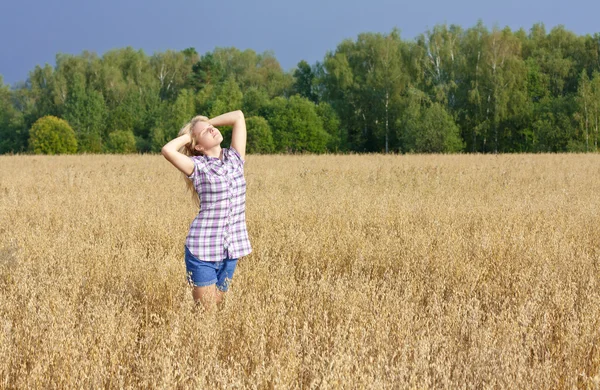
[161,133,195,176]
[209,110,246,161]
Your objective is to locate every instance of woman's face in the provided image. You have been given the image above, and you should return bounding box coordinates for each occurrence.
[193,121,223,153]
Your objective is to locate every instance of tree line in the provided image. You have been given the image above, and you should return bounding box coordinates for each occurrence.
[1,21,600,155]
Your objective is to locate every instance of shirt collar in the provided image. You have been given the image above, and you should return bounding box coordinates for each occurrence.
[203,149,228,175]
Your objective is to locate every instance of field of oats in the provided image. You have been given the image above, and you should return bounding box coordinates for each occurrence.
[1,153,600,389]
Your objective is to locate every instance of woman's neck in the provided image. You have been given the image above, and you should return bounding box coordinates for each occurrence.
[203,145,223,159]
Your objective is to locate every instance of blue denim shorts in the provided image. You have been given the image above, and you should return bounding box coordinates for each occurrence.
[184,245,238,291]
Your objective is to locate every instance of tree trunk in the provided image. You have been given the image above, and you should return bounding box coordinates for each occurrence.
[494,101,499,154]
[385,90,389,154]
[585,100,589,151]
[595,111,598,150]
[473,51,481,153]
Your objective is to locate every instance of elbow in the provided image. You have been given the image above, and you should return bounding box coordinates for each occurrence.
[161,146,171,157]
[236,110,245,120]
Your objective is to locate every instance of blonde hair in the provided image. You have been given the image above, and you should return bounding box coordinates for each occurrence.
[178,115,209,209]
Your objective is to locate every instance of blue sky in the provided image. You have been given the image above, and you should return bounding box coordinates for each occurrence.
[1,0,599,87]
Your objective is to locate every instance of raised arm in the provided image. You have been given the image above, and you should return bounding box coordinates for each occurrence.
[209,110,246,161]
[161,133,195,176]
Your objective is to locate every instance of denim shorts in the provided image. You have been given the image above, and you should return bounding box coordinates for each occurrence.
[184,245,238,291]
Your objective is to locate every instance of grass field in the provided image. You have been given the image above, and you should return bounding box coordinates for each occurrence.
[1,153,599,389]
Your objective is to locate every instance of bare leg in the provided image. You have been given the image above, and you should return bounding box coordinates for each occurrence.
[192,284,226,311]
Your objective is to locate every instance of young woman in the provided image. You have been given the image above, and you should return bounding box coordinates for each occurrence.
[161,110,252,310]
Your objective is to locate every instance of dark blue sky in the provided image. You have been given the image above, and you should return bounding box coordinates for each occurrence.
[1,0,599,87]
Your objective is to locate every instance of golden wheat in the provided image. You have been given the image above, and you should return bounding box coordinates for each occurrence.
[0,153,599,389]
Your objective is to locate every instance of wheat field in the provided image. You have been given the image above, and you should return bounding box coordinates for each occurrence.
[1,153,599,389]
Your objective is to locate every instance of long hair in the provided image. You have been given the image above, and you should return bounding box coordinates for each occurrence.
[178,115,209,209]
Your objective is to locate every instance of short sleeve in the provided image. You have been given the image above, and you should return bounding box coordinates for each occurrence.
[228,146,245,167]
[187,156,207,181]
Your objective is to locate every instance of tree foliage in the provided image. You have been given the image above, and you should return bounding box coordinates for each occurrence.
[29,115,77,154]
[2,22,600,154]
[106,130,137,154]
[0,76,26,154]
[246,116,275,154]
[266,95,330,153]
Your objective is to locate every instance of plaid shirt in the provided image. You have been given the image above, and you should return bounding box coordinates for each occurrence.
[185,147,252,262]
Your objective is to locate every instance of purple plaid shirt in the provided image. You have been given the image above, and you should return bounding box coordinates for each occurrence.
[185,146,252,262]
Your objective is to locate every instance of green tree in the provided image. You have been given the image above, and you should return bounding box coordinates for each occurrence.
[416,24,463,107]
[592,72,600,150]
[323,44,364,150]
[315,102,344,151]
[0,76,26,153]
[462,25,528,152]
[246,116,275,153]
[28,64,62,120]
[265,95,330,153]
[367,29,407,152]
[207,77,243,118]
[211,48,293,97]
[149,126,167,153]
[242,87,270,117]
[64,73,107,153]
[94,48,149,107]
[417,103,464,152]
[323,30,407,152]
[106,130,137,153]
[575,69,593,151]
[254,53,294,97]
[574,71,600,151]
[293,60,318,102]
[401,95,464,153]
[532,95,578,151]
[171,89,197,133]
[29,115,77,154]
[189,52,225,91]
[456,21,489,152]
[150,50,196,100]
